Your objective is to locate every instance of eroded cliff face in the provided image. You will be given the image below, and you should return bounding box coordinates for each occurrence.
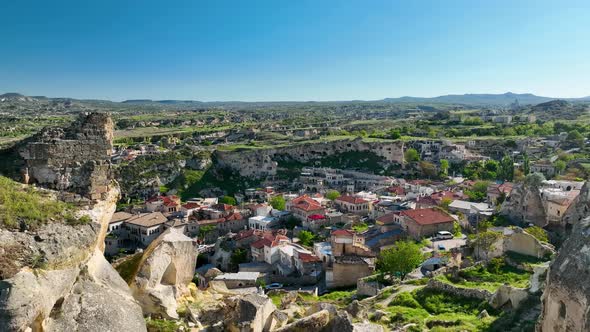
[130,227,198,319]
[0,187,147,332]
[501,183,547,226]
[0,112,146,332]
[537,216,590,332]
[562,182,590,229]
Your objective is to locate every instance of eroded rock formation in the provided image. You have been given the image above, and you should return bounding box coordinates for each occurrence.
[0,113,146,332]
[215,137,404,178]
[501,182,547,226]
[18,112,114,202]
[130,227,198,319]
[0,187,146,332]
[537,216,590,331]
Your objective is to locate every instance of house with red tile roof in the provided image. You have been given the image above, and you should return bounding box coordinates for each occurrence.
[334,195,372,215]
[145,195,181,213]
[288,195,326,221]
[250,233,290,264]
[399,208,455,239]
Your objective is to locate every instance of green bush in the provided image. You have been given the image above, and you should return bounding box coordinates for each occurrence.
[390,291,421,308]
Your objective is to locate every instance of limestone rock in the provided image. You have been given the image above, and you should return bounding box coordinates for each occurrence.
[489,284,529,310]
[0,186,146,332]
[131,227,198,319]
[352,322,384,332]
[501,183,547,226]
[562,182,590,228]
[274,310,331,332]
[537,216,590,331]
[477,309,490,319]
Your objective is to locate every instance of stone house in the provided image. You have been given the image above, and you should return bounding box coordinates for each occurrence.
[213,272,260,289]
[334,195,372,215]
[250,233,290,265]
[287,195,326,221]
[124,212,168,247]
[531,161,556,178]
[396,208,455,239]
[145,195,181,213]
[325,229,376,289]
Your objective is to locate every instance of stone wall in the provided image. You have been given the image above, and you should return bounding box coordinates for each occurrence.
[19,112,114,201]
[326,256,374,289]
[356,277,382,297]
[215,137,405,178]
[503,228,555,259]
[426,279,493,301]
[537,216,590,331]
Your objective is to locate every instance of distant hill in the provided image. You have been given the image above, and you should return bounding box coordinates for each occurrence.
[381,92,557,106]
[3,91,590,107]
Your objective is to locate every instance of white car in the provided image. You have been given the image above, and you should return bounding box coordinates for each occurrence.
[434,231,453,240]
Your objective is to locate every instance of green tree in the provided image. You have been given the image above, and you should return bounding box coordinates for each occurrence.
[269,195,286,210]
[404,148,420,163]
[219,195,237,205]
[523,153,530,175]
[452,221,462,237]
[465,181,489,202]
[389,129,401,139]
[325,190,341,201]
[499,155,514,181]
[567,130,584,147]
[230,248,248,271]
[439,159,449,177]
[525,226,549,243]
[198,225,215,240]
[377,240,424,281]
[440,198,452,211]
[525,173,546,187]
[554,160,566,175]
[298,230,315,247]
[419,161,437,178]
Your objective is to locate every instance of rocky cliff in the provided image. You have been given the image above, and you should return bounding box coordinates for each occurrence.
[501,182,547,227]
[537,216,590,331]
[130,227,198,319]
[0,112,146,332]
[0,187,146,332]
[215,137,404,178]
[562,182,590,229]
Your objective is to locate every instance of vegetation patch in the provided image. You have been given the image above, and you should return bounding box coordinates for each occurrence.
[435,261,532,292]
[115,252,144,284]
[383,288,497,331]
[0,176,77,230]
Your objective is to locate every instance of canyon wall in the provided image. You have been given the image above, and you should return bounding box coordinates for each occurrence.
[215,137,405,178]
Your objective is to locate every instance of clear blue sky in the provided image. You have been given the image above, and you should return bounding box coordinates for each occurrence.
[1,0,589,101]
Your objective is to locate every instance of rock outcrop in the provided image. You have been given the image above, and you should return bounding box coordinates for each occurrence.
[215,137,404,178]
[0,113,147,332]
[18,112,114,202]
[562,182,590,229]
[131,227,198,319]
[537,216,590,331]
[501,182,547,226]
[0,187,147,332]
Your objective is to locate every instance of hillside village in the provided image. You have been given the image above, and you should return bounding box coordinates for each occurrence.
[1,108,589,332]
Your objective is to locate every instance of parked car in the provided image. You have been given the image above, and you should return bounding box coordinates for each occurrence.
[438,244,446,251]
[433,231,453,240]
[265,283,283,290]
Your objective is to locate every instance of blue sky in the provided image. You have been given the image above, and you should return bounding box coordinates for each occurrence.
[1,0,589,101]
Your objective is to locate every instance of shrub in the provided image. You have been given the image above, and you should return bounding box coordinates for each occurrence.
[390,292,421,308]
